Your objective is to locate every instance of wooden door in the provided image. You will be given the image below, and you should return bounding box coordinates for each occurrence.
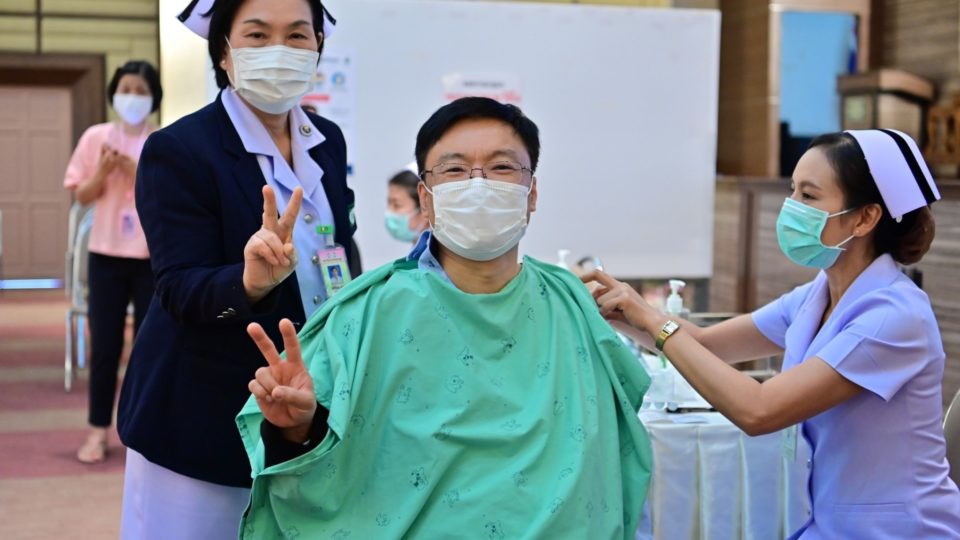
[0,86,73,279]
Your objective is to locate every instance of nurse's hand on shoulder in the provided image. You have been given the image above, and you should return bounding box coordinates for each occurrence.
[243,185,303,303]
[582,270,660,335]
[247,319,317,442]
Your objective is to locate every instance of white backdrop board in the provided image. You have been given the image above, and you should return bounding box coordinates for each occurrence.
[170,0,721,278]
[319,0,720,278]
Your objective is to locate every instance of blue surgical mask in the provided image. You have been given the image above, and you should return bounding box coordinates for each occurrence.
[776,198,855,269]
[384,210,420,243]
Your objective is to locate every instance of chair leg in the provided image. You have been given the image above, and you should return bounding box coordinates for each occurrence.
[77,315,87,370]
[64,312,74,393]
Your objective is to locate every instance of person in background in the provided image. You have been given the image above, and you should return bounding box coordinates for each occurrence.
[63,60,162,464]
[385,166,430,244]
[587,129,960,538]
[116,1,353,538]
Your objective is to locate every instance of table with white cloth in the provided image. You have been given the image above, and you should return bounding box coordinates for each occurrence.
[635,411,812,540]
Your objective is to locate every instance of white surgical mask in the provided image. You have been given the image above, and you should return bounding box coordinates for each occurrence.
[113,94,152,125]
[227,41,319,114]
[425,177,531,261]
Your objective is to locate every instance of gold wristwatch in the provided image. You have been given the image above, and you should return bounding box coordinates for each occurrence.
[655,320,681,351]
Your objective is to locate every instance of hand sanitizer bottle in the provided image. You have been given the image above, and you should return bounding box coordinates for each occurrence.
[666,280,686,318]
[662,280,686,411]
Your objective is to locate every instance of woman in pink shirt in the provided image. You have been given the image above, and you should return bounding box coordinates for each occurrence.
[63,60,162,464]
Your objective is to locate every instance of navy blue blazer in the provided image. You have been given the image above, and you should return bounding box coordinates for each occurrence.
[118,95,356,488]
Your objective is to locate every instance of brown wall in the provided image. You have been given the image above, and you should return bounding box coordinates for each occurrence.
[717,0,773,177]
[876,0,960,106]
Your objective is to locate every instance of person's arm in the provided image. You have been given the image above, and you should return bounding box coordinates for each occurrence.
[584,270,861,435]
[74,146,118,205]
[653,318,860,435]
[611,314,779,365]
[64,129,117,205]
[135,130,302,323]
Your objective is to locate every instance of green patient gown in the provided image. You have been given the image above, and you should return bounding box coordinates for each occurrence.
[236,256,652,539]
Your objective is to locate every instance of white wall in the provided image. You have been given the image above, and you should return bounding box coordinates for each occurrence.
[159,0,720,278]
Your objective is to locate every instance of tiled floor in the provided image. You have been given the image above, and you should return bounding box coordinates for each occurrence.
[0,290,124,539]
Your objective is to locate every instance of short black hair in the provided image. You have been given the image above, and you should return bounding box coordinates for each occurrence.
[388,170,421,210]
[208,0,328,89]
[415,97,540,175]
[107,60,162,112]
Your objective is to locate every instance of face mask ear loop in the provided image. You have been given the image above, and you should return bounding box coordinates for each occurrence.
[827,206,859,250]
[827,207,854,219]
[833,235,856,250]
[419,180,438,229]
[223,37,238,87]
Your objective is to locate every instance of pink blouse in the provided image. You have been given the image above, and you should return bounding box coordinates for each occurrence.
[63,122,152,259]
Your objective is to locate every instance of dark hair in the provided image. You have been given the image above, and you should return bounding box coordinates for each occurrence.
[388,170,421,210]
[108,60,162,112]
[809,132,935,265]
[414,97,540,174]
[208,0,327,89]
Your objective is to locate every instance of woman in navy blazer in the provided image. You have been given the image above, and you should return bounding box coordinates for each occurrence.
[117,0,353,537]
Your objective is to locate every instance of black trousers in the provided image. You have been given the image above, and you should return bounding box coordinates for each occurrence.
[86,252,153,427]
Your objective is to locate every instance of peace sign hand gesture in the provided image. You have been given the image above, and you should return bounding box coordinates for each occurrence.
[243,185,304,303]
[247,319,317,443]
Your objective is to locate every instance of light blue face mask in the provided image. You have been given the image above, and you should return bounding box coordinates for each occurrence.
[776,198,856,269]
[384,210,420,243]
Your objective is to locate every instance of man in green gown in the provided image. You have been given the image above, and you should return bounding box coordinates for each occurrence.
[237,97,652,539]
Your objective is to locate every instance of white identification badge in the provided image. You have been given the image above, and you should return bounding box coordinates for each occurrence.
[318,246,350,297]
[782,424,798,462]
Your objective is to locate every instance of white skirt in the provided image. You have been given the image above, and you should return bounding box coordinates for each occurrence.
[120,448,251,540]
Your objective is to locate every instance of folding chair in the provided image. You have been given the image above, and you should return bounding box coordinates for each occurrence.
[945,387,960,487]
[65,204,93,392]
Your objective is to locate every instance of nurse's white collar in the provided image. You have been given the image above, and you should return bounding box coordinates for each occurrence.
[221,88,325,157]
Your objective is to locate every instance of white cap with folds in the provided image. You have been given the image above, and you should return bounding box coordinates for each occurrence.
[845,129,941,220]
[178,0,336,40]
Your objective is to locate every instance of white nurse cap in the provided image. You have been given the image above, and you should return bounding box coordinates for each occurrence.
[178,0,336,40]
[845,129,941,221]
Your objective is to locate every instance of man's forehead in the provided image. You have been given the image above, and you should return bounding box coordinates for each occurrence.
[428,120,528,161]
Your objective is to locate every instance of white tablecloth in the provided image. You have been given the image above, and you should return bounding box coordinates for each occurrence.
[636,411,811,540]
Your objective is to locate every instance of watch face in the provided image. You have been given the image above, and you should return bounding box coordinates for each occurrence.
[664,320,680,333]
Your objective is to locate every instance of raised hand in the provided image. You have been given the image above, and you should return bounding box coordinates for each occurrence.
[581,269,660,335]
[242,185,303,303]
[247,319,317,442]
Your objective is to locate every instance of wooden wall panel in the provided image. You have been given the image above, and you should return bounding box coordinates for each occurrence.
[879,0,960,106]
[717,0,772,176]
[915,197,960,407]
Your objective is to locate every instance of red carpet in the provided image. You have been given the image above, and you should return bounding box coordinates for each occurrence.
[0,290,126,479]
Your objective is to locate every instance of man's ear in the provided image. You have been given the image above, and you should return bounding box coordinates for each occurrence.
[418,181,434,225]
[528,177,538,214]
